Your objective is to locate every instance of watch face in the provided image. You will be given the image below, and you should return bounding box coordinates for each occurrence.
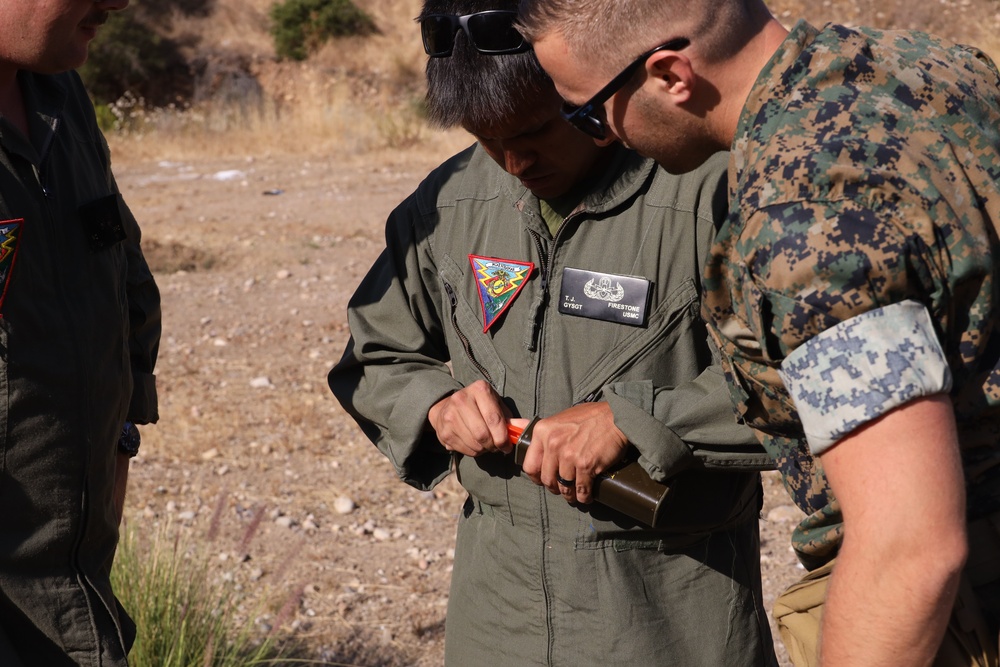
[119,422,141,457]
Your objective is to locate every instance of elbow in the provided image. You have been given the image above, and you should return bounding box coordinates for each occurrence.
[936,523,968,586]
[905,520,967,603]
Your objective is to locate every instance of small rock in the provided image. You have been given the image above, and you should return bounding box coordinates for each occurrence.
[766,504,803,523]
[250,376,272,388]
[178,511,196,521]
[201,448,220,460]
[373,528,390,541]
[275,516,294,528]
[334,496,356,515]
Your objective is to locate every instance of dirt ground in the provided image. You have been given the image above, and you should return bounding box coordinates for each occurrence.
[116,139,808,666]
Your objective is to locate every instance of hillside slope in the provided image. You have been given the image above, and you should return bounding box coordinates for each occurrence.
[165,0,1000,111]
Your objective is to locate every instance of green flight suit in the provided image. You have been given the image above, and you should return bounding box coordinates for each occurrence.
[0,70,161,666]
[330,144,774,665]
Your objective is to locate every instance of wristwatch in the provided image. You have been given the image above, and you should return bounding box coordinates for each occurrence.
[118,421,141,458]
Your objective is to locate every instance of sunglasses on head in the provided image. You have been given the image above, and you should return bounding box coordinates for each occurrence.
[561,38,690,140]
[420,10,530,58]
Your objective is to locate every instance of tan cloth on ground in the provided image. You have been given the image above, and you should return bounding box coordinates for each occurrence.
[773,514,1000,667]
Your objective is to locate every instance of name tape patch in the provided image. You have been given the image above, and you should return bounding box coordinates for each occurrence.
[559,267,651,326]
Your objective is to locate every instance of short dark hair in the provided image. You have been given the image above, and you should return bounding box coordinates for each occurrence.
[421,0,553,128]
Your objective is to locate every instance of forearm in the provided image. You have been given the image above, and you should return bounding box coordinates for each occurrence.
[820,529,963,666]
[818,394,967,666]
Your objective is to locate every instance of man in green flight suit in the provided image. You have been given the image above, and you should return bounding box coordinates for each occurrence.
[0,0,161,664]
[328,0,776,664]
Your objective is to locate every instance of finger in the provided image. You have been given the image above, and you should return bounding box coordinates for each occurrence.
[520,433,542,485]
[467,384,511,453]
[556,468,577,502]
[574,469,594,505]
[540,446,562,495]
[438,405,492,456]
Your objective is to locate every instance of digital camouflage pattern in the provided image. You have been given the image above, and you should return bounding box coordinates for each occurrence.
[778,300,952,453]
[702,20,1000,569]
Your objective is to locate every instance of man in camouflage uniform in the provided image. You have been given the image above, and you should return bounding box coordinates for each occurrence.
[519,0,1000,664]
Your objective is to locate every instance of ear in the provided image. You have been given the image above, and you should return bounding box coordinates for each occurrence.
[644,51,694,105]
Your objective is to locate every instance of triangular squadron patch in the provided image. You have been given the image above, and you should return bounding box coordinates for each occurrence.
[0,219,23,315]
[469,254,534,332]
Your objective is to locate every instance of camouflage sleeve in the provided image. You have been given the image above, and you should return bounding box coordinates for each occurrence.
[778,300,952,454]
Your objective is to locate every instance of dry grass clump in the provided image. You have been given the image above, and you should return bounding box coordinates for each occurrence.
[107,82,430,162]
[105,0,435,162]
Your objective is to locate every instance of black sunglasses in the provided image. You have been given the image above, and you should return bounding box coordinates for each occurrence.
[561,38,690,140]
[420,10,530,58]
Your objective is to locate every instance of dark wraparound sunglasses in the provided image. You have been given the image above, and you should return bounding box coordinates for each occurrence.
[561,38,690,140]
[420,10,530,58]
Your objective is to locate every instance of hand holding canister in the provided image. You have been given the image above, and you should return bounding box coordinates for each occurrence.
[507,420,670,527]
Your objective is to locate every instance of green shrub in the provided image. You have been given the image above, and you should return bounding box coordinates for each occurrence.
[80,7,187,106]
[111,521,288,667]
[269,0,377,61]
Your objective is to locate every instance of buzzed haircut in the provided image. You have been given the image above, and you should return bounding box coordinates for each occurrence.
[517,0,758,74]
[421,0,553,128]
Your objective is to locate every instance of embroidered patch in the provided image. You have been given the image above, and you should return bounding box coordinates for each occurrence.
[0,219,23,314]
[469,254,534,332]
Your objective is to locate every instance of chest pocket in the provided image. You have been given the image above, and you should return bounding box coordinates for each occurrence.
[571,278,702,403]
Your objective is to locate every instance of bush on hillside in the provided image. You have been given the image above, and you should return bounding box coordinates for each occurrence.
[80,8,190,106]
[269,0,378,61]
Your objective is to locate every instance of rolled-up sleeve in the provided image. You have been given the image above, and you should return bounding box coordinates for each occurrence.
[779,300,952,454]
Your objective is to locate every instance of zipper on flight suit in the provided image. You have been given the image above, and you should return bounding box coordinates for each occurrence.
[526,213,584,667]
[33,131,131,658]
[526,229,548,354]
[443,281,494,385]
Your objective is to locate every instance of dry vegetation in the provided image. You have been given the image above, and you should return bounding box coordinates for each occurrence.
[111,1,1000,665]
